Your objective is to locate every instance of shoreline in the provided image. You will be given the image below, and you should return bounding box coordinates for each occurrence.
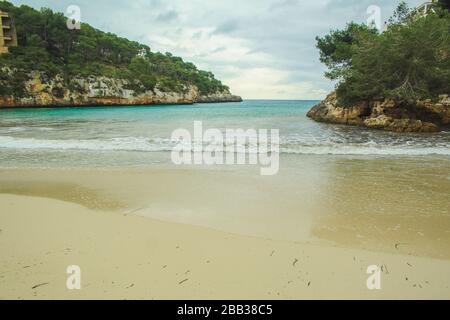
[1,159,449,260]
[0,99,243,109]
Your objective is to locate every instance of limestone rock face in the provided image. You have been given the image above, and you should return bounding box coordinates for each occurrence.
[363,115,394,129]
[306,92,369,125]
[195,90,242,103]
[307,91,449,133]
[418,95,450,125]
[364,116,439,133]
[0,70,242,108]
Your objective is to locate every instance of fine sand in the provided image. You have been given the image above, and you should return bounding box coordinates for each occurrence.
[1,166,450,299]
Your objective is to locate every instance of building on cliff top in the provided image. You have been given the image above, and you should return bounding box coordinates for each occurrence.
[410,0,439,18]
[382,1,439,32]
[0,10,18,54]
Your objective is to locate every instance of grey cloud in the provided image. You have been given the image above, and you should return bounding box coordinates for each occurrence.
[192,31,203,40]
[269,0,300,10]
[212,19,240,35]
[211,46,226,53]
[156,9,179,22]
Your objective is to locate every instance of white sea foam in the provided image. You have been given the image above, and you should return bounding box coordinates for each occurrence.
[0,136,172,152]
[0,126,55,133]
[1,127,27,133]
[0,135,449,156]
[281,145,450,156]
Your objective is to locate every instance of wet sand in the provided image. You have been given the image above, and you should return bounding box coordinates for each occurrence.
[0,157,450,299]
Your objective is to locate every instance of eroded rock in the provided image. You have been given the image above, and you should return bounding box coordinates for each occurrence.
[0,70,242,108]
[307,92,449,133]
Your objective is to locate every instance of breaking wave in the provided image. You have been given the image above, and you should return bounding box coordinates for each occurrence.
[0,135,449,156]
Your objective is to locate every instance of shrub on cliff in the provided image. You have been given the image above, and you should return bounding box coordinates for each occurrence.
[316,2,450,106]
[0,1,228,96]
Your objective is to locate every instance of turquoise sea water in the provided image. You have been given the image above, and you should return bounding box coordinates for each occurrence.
[0,100,449,168]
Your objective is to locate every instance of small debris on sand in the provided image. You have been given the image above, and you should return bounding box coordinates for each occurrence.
[31,282,49,290]
[178,278,189,285]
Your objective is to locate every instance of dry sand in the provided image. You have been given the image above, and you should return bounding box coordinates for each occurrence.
[0,167,450,299]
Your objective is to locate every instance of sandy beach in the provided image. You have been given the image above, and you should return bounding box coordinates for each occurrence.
[1,166,450,300]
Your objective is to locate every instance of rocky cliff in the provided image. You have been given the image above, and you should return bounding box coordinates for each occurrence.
[307,92,450,133]
[0,70,242,108]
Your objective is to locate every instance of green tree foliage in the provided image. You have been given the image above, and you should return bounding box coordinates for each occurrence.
[316,2,450,106]
[388,1,412,24]
[0,1,228,96]
[316,23,378,81]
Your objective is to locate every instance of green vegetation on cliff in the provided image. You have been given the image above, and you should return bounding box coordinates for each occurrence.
[0,1,229,97]
[316,1,450,106]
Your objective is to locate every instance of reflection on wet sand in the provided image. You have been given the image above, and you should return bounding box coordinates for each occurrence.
[0,180,126,211]
[311,156,450,259]
[0,155,449,259]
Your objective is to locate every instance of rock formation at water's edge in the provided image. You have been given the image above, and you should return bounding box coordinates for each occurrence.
[307,92,450,133]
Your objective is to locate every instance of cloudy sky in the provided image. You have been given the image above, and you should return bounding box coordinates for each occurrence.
[11,0,423,99]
